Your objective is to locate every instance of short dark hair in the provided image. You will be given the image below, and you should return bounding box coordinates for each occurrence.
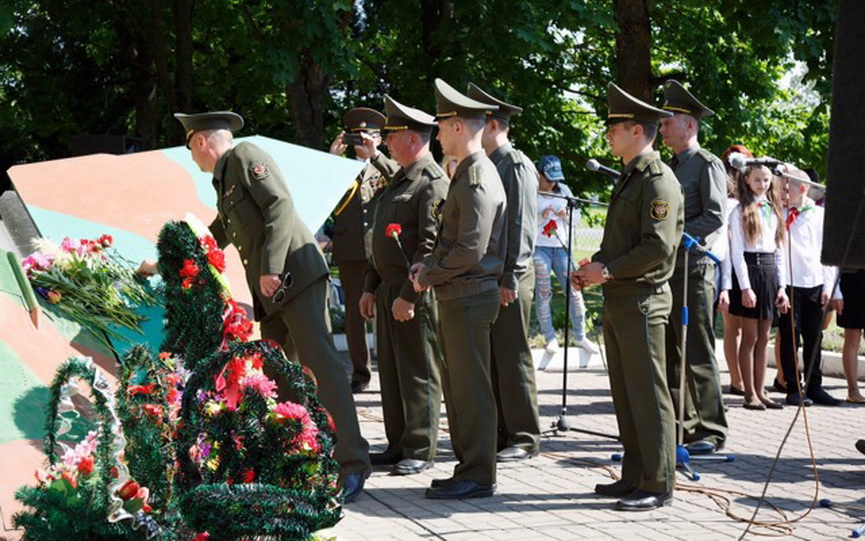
[625,120,658,141]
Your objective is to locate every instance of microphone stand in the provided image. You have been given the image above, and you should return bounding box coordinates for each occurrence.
[538,189,618,441]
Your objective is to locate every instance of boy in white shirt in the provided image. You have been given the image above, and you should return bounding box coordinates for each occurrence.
[777,171,840,406]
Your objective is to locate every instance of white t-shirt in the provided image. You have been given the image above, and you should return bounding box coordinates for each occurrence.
[536,183,574,248]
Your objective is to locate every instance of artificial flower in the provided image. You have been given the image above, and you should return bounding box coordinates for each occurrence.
[240,373,278,399]
[118,480,140,500]
[179,259,200,279]
[203,400,224,417]
[385,223,402,238]
[207,248,226,273]
[542,219,557,238]
[77,456,94,476]
[241,468,255,483]
[127,384,155,396]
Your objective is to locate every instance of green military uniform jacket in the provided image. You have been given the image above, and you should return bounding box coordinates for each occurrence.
[593,151,684,286]
[670,145,726,265]
[489,142,538,290]
[364,153,449,302]
[331,162,386,264]
[208,142,329,320]
[418,151,508,299]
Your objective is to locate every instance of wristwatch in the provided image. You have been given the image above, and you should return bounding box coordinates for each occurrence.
[601,265,613,281]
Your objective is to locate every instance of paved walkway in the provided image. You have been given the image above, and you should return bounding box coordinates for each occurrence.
[320,355,865,541]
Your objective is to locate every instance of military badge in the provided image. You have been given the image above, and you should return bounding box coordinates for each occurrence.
[432,198,445,221]
[650,200,670,221]
[249,162,270,180]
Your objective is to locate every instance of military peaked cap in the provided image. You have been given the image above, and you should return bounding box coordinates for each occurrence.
[174,111,244,148]
[343,107,386,132]
[606,83,672,125]
[434,78,498,120]
[382,96,436,133]
[662,80,714,118]
[466,83,523,122]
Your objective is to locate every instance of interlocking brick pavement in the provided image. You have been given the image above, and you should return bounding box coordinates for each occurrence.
[320,350,865,541]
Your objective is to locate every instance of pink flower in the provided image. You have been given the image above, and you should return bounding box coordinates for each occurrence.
[22,252,52,274]
[273,401,310,424]
[240,373,278,399]
[60,237,81,253]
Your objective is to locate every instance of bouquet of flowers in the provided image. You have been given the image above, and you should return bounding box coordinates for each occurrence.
[22,235,157,350]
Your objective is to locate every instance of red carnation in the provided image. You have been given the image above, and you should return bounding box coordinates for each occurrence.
[77,455,94,476]
[179,259,200,279]
[201,235,218,252]
[142,404,164,418]
[542,219,558,238]
[207,249,226,272]
[98,234,113,248]
[182,277,196,290]
[241,468,256,483]
[385,223,402,239]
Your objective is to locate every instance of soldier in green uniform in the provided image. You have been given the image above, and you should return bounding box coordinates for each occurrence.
[356,96,448,475]
[467,83,541,462]
[573,84,684,511]
[409,79,507,500]
[328,107,387,393]
[173,111,371,502]
[659,80,729,455]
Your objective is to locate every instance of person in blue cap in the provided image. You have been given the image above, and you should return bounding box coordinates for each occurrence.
[534,155,598,357]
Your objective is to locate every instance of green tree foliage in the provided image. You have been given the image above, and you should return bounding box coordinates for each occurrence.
[0,0,837,195]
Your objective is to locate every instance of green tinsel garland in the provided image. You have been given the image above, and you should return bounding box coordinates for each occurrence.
[156,221,225,371]
[13,357,162,540]
[116,345,178,513]
[175,341,342,541]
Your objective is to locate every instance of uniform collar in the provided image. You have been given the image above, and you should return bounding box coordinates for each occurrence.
[452,150,486,180]
[622,150,660,176]
[402,153,435,181]
[674,144,700,166]
[488,141,513,165]
[213,147,233,182]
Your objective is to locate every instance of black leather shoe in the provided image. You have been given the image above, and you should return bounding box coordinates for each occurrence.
[393,458,433,476]
[686,440,719,455]
[856,439,865,456]
[808,388,841,406]
[350,380,369,394]
[496,446,539,462]
[425,479,494,500]
[786,392,812,407]
[342,469,371,503]
[430,477,455,488]
[615,489,673,511]
[771,378,787,393]
[727,385,745,396]
[370,450,402,466]
[594,479,636,498]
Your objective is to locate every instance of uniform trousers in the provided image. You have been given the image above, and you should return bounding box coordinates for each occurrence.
[491,267,541,452]
[603,283,676,494]
[437,288,500,485]
[665,262,728,446]
[260,275,370,475]
[339,260,372,385]
[375,284,442,460]
[778,284,825,393]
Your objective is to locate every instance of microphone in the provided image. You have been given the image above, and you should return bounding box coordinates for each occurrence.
[682,232,721,264]
[586,159,621,179]
[727,152,783,170]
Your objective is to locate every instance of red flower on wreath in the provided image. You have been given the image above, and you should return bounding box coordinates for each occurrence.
[241,468,256,483]
[542,219,558,238]
[180,259,200,279]
[127,384,155,396]
[207,249,226,273]
[223,299,253,343]
[77,455,94,476]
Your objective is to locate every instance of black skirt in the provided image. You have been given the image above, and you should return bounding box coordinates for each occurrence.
[729,252,780,320]
[838,269,865,329]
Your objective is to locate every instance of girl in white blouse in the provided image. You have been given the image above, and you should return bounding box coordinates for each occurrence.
[727,164,789,410]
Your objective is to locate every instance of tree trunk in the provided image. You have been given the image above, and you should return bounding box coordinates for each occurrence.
[286,54,331,150]
[613,0,652,101]
[173,0,194,115]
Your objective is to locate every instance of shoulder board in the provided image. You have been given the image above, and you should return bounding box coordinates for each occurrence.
[647,160,663,177]
[508,149,524,165]
[468,162,482,186]
[696,148,716,163]
[423,162,444,180]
